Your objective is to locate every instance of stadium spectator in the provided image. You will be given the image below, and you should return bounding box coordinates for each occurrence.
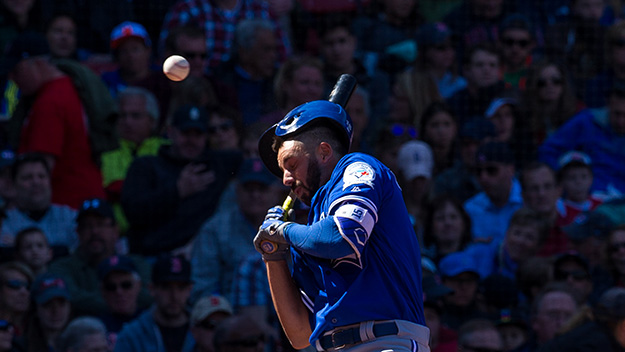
[529,283,581,348]
[419,102,458,175]
[190,158,282,302]
[555,151,603,226]
[519,162,569,256]
[100,87,169,234]
[13,227,53,276]
[162,25,208,78]
[521,60,581,145]
[606,225,625,287]
[456,318,505,352]
[422,273,457,352]
[464,142,523,244]
[45,13,78,60]
[213,314,267,352]
[18,273,72,352]
[101,21,172,130]
[422,195,473,264]
[48,198,152,317]
[584,21,625,108]
[209,18,280,125]
[344,87,372,153]
[56,316,109,352]
[97,255,145,336]
[189,295,233,352]
[0,318,17,352]
[0,262,33,335]
[538,86,625,198]
[388,69,441,127]
[552,251,594,304]
[0,154,77,251]
[433,119,495,202]
[494,308,531,352]
[114,255,195,352]
[6,32,109,209]
[121,104,241,257]
[206,106,243,152]
[159,0,290,73]
[498,14,536,91]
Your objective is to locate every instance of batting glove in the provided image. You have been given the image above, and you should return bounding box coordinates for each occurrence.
[265,205,295,222]
[254,228,290,261]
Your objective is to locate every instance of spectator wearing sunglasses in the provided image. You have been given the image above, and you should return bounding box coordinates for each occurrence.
[498,14,536,91]
[520,60,582,146]
[464,142,523,245]
[206,106,243,152]
[189,295,233,352]
[114,254,195,352]
[457,318,504,352]
[0,262,33,336]
[584,21,625,108]
[97,255,145,338]
[553,251,594,304]
[163,25,208,79]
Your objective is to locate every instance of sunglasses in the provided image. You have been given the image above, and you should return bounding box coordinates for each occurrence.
[197,319,218,330]
[476,165,500,177]
[390,124,418,139]
[208,120,234,134]
[555,270,589,281]
[610,241,625,253]
[181,51,207,60]
[0,320,12,332]
[537,77,563,88]
[104,280,134,292]
[3,279,29,290]
[502,38,530,48]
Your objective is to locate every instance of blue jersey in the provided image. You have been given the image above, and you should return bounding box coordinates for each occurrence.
[290,153,425,344]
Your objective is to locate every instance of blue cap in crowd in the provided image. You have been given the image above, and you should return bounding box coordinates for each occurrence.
[171,105,209,133]
[152,254,192,284]
[77,198,115,224]
[110,21,151,49]
[439,252,480,278]
[31,273,71,305]
[97,255,137,281]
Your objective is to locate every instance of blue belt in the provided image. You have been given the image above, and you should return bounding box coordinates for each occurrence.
[318,322,399,350]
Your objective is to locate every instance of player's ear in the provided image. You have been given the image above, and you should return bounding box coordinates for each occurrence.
[316,142,333,163]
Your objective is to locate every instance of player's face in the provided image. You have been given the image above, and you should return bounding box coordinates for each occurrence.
[277,140,322,206]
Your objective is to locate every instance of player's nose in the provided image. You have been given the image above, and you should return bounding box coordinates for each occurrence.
[282,170,294,187]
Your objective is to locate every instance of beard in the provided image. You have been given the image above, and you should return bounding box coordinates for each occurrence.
[296,158,322,206]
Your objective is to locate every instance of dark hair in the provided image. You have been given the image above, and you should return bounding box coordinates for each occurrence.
[519,161,556,189]
[12,153,51,181]
[422,195,472,250]
[316,12,355,40]
[507,207,551,245]
[272,124,347,158]
[163,25,205,54]
[463,43,500,66]
[419,101,456,138]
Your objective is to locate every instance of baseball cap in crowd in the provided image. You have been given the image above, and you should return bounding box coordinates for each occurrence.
[417,22,452,47]
[396,140,434,181]
[438,252,481,279]
[459,118,496,142]
[152,254,192,284]
[97,255,137,281]
[485,98,517,119]
[110,21,152,50]
[495,308,529,330]
[594,287,625,321]
[171,105,209,133]
[237,158,275,186]
[499,13,534,34]
[191,295,234,326]
[31,273,71,305]
[423,273,454,305]
[77,198,115,224]
[0,149,15,169]
[562,210,615,243]
[1,31,50,75]
[475,141,515,165]
[557,151,592,170]
[553,251,590,281]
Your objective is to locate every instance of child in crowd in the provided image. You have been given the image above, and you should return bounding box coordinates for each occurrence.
[13,227,53,277]
[556,151,603,226]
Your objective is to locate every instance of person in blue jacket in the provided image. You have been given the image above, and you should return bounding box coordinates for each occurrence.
[254,100,430,351]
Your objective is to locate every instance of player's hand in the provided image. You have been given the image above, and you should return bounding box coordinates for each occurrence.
[177,163,215,198]
[254,224,290,261]
[265,205,295,222]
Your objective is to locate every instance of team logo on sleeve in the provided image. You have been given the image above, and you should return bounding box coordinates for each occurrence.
[343,162,375,190]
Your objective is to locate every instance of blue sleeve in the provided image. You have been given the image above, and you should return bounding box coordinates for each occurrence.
[284,217,354,259]
[538,111,588,168]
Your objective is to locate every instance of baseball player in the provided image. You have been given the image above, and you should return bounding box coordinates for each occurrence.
[254,100,430,351]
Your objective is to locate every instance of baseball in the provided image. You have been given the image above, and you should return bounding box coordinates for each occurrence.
[163,55,190,81]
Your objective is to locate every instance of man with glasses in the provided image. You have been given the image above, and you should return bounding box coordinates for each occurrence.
[163,26,208,78]
[552,251,594,304]
[498,14,536,90]
[115,255,195,352]
[97,255,145,337]
[464,142,523,245]
[48,198,152,317]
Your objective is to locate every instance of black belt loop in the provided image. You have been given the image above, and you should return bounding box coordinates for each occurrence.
[318,321,399,350]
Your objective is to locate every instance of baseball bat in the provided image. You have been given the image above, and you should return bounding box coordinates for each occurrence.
[261,74,358,254]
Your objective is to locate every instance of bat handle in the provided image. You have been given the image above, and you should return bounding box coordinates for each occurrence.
[260,194,294,254]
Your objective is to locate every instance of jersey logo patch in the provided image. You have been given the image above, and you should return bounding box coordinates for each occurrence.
[343,162,375,190]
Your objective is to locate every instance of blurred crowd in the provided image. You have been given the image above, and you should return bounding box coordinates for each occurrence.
[0,0,624,351]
